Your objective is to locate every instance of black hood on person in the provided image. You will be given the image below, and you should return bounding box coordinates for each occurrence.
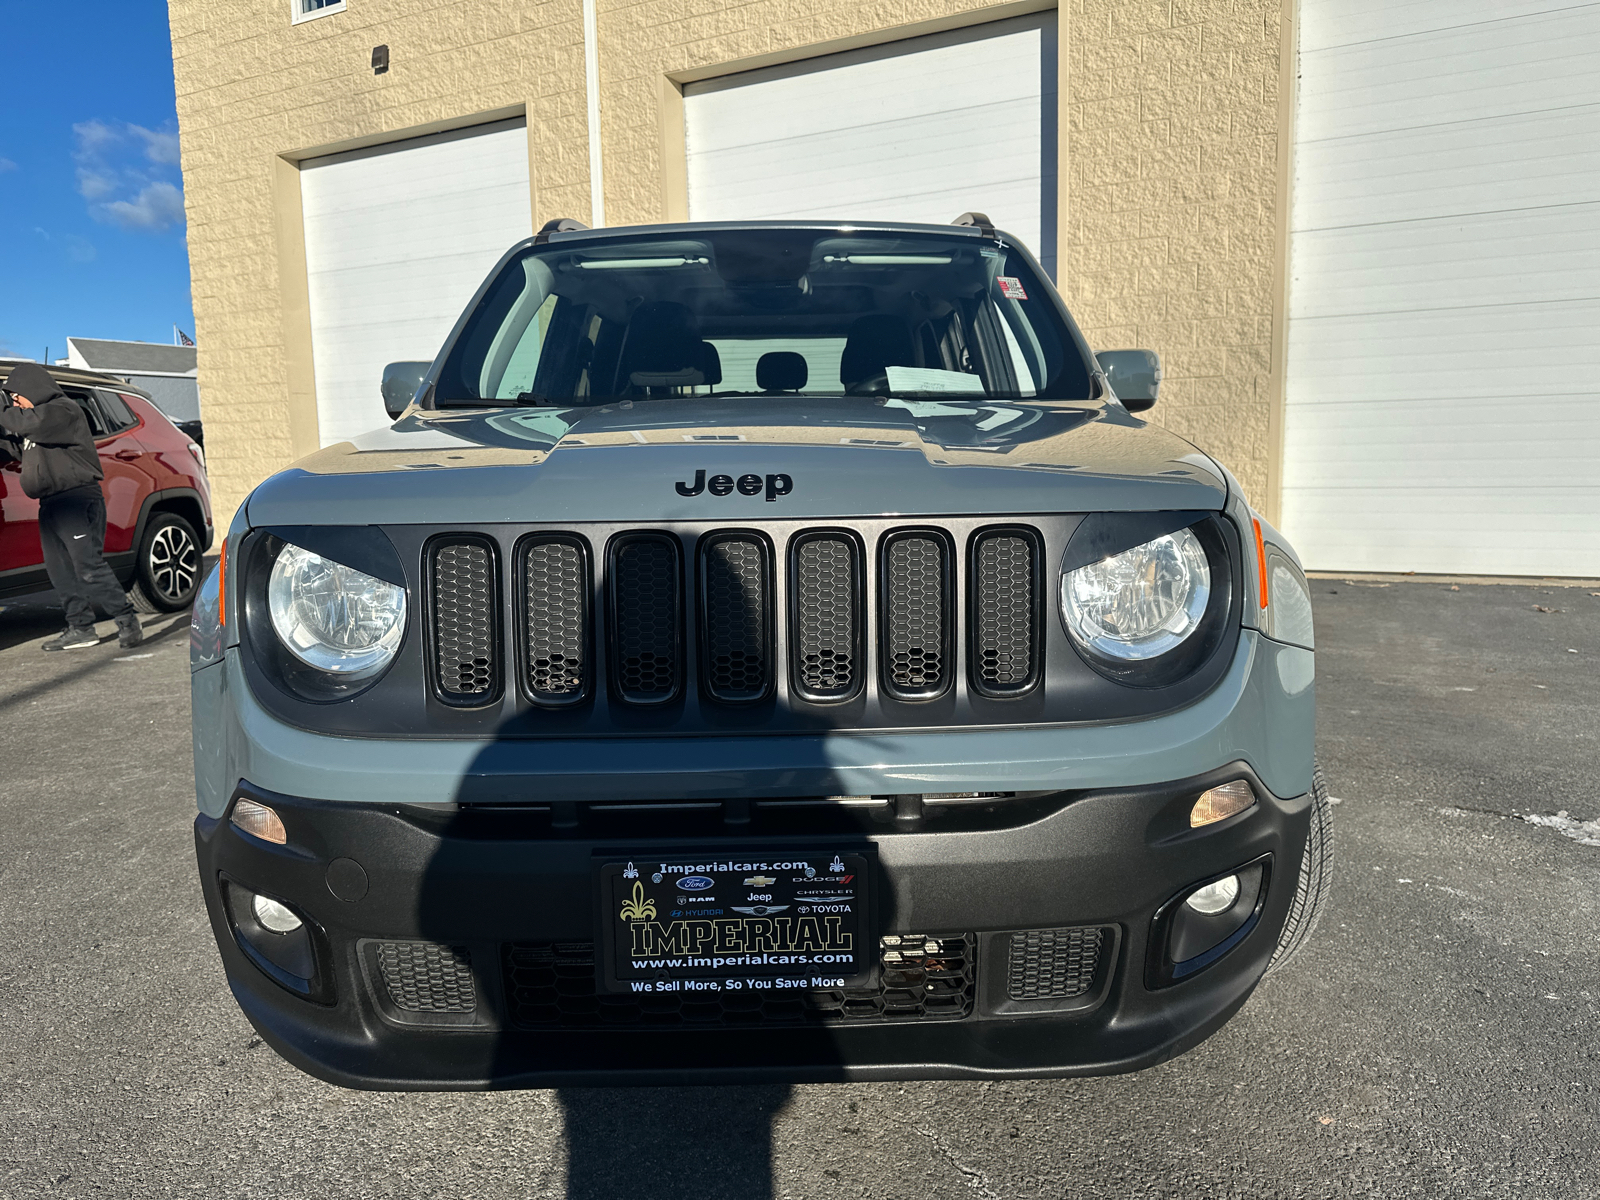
[0,363,103,499]
[2,362,68,405]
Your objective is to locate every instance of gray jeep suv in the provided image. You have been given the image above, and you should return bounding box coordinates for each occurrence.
[189,216,1329,1089]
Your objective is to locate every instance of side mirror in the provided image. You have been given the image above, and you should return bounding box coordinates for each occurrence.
[381,361,431,419]
[1095,349,1161,412]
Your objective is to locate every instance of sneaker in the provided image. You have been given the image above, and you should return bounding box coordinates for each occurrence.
[115,614,145,649]
[42,627,101,652]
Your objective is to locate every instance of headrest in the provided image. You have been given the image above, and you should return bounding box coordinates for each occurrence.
[696,341,723,387]
[839,315,916,384]
[757,351,808,392]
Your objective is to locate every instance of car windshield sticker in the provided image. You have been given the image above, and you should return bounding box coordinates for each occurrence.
[883,366,987,395]
[997,276,1028,300]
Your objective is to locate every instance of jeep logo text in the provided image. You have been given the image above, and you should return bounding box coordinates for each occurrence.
[675,470,794,501]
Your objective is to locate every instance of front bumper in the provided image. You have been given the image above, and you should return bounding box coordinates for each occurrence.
[196,763,1312,1089]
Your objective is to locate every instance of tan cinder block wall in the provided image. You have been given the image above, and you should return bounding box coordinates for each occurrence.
[1063,0,1289,512]
[171,0,1289,528]
[169,0,592,530]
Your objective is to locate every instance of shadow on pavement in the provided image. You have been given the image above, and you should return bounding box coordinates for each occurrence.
[0,610,191,714]
[557,1085,790,1200]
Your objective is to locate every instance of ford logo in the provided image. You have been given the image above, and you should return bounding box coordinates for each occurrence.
[678,876,715,891]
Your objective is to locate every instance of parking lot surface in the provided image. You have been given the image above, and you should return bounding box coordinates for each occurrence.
[1,577,1596,1199]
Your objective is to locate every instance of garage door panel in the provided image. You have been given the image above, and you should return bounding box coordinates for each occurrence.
[300,119,531,447]
[1285,1,1600,575]
[1290,205,1600,318]
[1299,7,1600,141]
[1295,104,1600,230]
[686,14,1056,274]
[1301,0,1571,51]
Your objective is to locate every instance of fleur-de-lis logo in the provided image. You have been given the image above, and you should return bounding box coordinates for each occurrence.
[619,880,656,922]
[623,861,639,879]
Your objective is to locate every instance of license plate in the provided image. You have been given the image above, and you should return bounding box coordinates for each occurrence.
[597,851,872,997]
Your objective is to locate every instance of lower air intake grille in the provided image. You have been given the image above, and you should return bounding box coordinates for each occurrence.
[503,935,974,1028]
[883,534,948,697]
[792,535,858,698]
[610,535,680,703]
[523,537,587,700]
[701,536,770,702]
[375,941,476,1013]
[431,540,495,699]
[973,531,1039,693]
[1007,926,1107,1001]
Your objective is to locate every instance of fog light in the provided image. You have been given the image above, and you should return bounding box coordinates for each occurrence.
[1190,780,1256,828]
[1185,874,1240,915]
[252,893,303,933]
[231,798,287,845]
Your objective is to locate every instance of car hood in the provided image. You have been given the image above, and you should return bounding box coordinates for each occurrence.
[246,396,1228,526]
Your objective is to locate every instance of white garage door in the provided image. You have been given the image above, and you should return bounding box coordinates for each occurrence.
[300,119,532,446]
[1284,1,1600,576]
[684,14,1058,277]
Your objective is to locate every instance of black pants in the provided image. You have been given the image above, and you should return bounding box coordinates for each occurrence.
[39,485,133,628]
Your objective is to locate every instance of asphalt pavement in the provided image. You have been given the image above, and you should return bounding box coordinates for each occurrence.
[1,576,1596,1199]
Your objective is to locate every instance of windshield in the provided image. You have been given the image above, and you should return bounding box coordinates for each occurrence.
[433,229,1096,407]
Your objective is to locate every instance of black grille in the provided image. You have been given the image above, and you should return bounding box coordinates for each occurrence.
[523,537,588,701]
[792,535,859,699]
[882,534,949,698]
[503,935,974,1028]
[1007,926,1106,1000]
[375,941,476,1013]
[972,531,1039,694]
[609,535,681,703]
[700,536,770,702]
[431,540,496,700]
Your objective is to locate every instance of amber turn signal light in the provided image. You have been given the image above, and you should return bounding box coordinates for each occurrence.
[1190,780,1257,828]
[231,797,288,844]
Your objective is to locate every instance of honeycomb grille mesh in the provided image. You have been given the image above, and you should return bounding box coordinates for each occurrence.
[884,536,947,694]
[793,537,857,696]
[432,541,495,698]
[375,941,476,1013]
[1007,927,1106,1000]
[702,538,768,701]
[611,537,679,701]
[524,539,586,698]
[974,533,1037,691]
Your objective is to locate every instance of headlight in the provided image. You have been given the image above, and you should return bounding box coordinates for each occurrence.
[267,543,406,677]
[1061,527,1211,661]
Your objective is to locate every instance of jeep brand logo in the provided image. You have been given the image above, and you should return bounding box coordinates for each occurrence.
[675,470,794,501]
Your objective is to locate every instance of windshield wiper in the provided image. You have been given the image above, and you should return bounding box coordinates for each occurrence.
[514,391,559,406]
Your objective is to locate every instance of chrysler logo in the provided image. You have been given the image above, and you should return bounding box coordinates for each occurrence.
[675,470,793,501]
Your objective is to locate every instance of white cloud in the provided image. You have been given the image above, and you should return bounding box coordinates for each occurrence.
[72,119,185,233]
[64,234,97,263]
[0,157,16,173]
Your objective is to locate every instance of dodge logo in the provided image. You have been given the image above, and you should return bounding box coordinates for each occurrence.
[675,470,794,501]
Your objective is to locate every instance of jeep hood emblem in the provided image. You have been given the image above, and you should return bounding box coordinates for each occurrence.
[676,469,793,501]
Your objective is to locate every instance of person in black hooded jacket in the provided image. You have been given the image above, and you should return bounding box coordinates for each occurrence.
[0,363,143,650]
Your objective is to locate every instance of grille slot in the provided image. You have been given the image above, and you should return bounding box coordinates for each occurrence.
[791,534,860,700]
[503,935,974,1028]
[972,530,1040,695]
[881,533,950,699]
[430,539,497,701]
[699,535,771,702]
[1007,926,1107,1001]
[608,534,681,704]
[375,941,476,1013]
[522,536,589,702]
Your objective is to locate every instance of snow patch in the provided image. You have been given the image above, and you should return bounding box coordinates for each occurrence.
[1520,810,1600,848]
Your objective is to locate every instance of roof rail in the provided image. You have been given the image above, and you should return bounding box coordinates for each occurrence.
[534,217,590,244]
[951,211,996,236]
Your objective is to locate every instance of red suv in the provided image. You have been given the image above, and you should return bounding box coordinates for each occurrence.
[0,364,213,611]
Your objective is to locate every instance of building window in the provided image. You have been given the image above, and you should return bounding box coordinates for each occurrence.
[291,0,345,24]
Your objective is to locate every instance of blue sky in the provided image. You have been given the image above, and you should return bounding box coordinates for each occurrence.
[1,2,193,361]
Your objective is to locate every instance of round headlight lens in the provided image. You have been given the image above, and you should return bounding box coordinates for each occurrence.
[267,543,406,677]
[1061,527,1211,661]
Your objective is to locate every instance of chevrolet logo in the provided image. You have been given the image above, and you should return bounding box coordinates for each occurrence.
[744,875,777,887]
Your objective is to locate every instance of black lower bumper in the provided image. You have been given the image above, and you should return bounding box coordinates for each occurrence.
[194,763,1311,1090]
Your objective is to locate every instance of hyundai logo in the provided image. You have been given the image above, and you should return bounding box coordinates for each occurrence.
[678,875,715,891]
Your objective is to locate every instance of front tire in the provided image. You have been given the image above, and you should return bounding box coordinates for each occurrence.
[1266,762,1334,975]
[129,511,202,613]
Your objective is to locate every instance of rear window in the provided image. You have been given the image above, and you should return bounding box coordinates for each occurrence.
[434,229,1094,407]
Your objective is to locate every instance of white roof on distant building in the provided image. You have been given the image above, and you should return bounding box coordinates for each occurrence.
[66,338,197,378]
